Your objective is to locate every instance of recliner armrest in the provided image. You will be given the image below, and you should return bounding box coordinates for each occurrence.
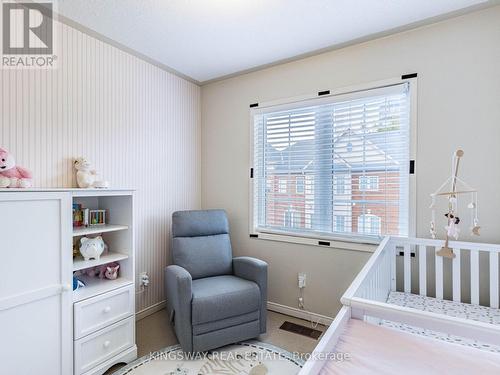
[233,257,267,286]
[165,265,193,351]
[165,265,192,320]
[233,256,268,333]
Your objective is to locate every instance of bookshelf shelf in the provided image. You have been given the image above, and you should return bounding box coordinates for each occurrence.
[72,224,128,237]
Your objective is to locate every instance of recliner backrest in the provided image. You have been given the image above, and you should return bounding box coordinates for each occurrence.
[172,210,233,279]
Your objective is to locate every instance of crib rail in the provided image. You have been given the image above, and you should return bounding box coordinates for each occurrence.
[341,236,394,304]
[391,236,500,308]
[343,236,500,308]
[341,236,500,347]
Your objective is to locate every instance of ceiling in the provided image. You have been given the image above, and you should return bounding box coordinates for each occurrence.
[54,0,492,84]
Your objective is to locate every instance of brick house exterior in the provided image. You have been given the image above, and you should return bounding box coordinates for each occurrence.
[261,133,403,236]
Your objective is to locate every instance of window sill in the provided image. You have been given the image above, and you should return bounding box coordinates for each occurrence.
[250,230,379,253]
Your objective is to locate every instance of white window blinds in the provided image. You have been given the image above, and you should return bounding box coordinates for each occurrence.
[252,83,411,241]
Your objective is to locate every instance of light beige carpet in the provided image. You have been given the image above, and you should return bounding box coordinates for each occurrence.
[136,310,326,357]
[105,310,327,374]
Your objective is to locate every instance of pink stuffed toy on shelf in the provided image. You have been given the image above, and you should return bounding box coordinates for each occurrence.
[0,148,33,188]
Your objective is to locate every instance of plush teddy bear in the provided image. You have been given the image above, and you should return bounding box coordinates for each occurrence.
[74,157,97,188]
[0,148,33,188]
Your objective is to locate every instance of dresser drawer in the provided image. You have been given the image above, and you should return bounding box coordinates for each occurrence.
[74,284,134,339]
[74,316,135,375]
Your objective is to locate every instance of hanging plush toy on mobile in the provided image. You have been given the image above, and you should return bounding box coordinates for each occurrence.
[430,149,480,259]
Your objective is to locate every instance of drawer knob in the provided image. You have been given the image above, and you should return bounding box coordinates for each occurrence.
[103,340,111,348]
[103,306,111,313]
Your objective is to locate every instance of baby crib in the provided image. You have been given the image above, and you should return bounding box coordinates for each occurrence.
[300,236,500,374]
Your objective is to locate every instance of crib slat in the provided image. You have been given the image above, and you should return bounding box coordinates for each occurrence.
[490,252,499,308]
[435,246,443,299]
[452,248,461,302]
[391,245,397,291]
[419,245,427,296]
[470,250,480,305]
[404,244,411,293]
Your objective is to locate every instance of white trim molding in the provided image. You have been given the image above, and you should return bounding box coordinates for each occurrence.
[136,300,167,322]
[252,232,377,253]
[267,301,334,326]
[136,300,335,326]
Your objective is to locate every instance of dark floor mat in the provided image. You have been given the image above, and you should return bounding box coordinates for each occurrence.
[279,321,322,339]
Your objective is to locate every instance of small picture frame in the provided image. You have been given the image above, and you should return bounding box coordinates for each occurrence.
[73,203,83,227]
[89,209,106,226]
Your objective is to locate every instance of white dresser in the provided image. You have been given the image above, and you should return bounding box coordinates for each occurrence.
[0,189,137,375]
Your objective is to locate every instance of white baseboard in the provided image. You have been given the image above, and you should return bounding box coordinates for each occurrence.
[267,301,334,326]
[136,299,334,326]
[136,300,167,321]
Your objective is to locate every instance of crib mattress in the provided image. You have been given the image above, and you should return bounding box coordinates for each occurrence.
[381,291,500,353]
[320,319,500,375]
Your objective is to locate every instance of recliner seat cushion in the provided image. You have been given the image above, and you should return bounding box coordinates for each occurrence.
[191,275,261,325]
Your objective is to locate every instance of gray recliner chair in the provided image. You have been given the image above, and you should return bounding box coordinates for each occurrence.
[165,209,268,353]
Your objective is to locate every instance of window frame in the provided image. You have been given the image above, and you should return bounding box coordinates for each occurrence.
[358,214,382,236]
[278,178,288,193]
[333,174,349,195]
[296,176,305,194]
[359,175,380,192]
[334,215,347,233]
[284,208,301,229]
[248,77,417,253]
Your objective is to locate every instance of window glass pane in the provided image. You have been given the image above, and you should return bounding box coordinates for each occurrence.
[253,83,410,239]
[334,215,346,232]
[296,176,305,194]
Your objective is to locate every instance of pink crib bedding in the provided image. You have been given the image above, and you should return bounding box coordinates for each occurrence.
[320,319,500,375]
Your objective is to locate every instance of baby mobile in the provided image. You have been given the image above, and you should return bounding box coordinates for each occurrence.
[429,149,480,259]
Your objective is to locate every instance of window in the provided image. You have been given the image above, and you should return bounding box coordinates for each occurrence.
[334,215,346,233]
[296,176,305,194]
[333,175,348,195]
[252,82,412,241]
[278,178,287,193]
[359,175,379,191]
[284,209,301,228]
[358,214,381,235]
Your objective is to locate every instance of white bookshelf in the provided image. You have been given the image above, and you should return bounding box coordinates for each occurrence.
[71,189,137,374]
[73,276,133,303]
[72,224,128,237]
[0,189,136,375]
[73,251,129,272]
[72,191,135,302]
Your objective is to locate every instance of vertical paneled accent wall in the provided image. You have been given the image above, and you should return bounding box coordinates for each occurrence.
[0,20,201,313]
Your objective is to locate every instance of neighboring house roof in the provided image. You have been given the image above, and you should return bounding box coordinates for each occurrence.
[266,130,403,174]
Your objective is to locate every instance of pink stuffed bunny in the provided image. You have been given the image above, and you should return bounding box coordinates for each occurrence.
[104,263,120,280]
[78,262,120,280]
[95,262,120,279]
[0,148,32,188]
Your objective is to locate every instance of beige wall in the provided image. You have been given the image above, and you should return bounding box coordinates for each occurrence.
[201,6,500,317]
[0,19,201,313]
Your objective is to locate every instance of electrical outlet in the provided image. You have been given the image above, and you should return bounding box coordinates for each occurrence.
[140,272,150,287]
[298,273,306,288]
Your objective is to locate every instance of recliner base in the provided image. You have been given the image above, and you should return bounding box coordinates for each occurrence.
[192,319,261,353]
